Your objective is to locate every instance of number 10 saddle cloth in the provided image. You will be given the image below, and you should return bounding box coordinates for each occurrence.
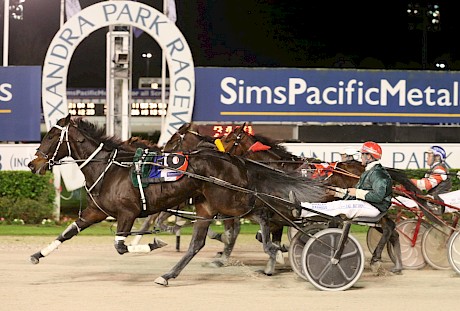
[130,148,188,188]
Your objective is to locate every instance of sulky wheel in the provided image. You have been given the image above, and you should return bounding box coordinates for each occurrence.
[288,223,328,280]
[421,225,452,270]
[366,226,396,263]
[301,228,364,291]
[396,219,428,270]
[447,230,460,275]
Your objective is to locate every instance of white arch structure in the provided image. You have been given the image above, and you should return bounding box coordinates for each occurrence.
[42,1,195,145]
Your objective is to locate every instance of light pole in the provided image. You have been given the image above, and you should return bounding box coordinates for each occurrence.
[3,0,26,66]
[141,52,152,77]
[407,2,441,69]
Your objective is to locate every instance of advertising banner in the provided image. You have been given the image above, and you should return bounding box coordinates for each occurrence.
[0,144,40,171]
[0,66,41,141]
[194,67,460,124]
[282,143,460,170]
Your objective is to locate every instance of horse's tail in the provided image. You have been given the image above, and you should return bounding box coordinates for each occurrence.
[386,167,420,194]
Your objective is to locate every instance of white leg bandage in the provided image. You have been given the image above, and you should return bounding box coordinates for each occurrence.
[40,240,62,257]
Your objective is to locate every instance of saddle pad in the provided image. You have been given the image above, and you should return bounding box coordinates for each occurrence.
[131,149,188,187]
[147,153,188,182]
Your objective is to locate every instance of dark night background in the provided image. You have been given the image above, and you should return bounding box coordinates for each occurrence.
[1,0,460,88]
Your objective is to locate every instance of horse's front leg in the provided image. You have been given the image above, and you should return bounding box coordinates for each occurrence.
[154,219,210,286]
[30,210,106,264]
[114,214,167,255]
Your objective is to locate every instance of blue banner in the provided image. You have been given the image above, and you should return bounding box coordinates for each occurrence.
[193,67,460,123]
[0,67,41,141]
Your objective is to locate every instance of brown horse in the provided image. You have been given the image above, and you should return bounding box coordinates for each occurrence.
[163,122,242,268]
[28,115,329,285]
[220,125,405,273]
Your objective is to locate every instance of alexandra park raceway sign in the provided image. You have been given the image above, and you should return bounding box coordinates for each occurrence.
[41,1,195,146]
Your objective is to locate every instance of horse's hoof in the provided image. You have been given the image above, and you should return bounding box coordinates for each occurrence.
[280,244,289,253]
[275,250,285,265]
[29,256,39,265]
[151,238,168,249]
[214,251,223,259]
[204,260,224,268]
[262,269,273,276]
[370,260,382,273]
[154,276,168,286]
[390,267,403,275]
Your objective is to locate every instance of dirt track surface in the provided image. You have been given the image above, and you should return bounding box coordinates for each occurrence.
[1,233,460,311]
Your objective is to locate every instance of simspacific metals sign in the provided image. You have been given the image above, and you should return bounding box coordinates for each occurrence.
[0,67,41,141]
[193,67,460,123]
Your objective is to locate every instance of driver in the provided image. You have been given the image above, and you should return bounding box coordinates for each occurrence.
[292,141,393,219]
[340,146,360,162]
[410,145,452,214]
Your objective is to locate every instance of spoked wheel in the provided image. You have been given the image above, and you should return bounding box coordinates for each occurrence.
[301,228,364,291]
[288,223,328,280]
[422,225,453,270]
[397,219,428,270]
[447,230,460,275]
[366,227,396,263]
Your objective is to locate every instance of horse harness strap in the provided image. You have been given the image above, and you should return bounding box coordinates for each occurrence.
[50,124,71,166]
[84,148,129,216]
[79,142,105,169]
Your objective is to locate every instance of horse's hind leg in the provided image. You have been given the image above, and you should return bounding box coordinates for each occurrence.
[263,225,285,274]
[114,214,167,255]
[388,220,403,274]
[249,215,282,276]
[370,217,402,274]
[155,219,210,286]
[29,211,106,264]
[209,218,241,267]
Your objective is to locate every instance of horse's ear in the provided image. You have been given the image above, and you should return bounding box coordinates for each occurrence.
[65,113,72,125]
[236,123,246,134]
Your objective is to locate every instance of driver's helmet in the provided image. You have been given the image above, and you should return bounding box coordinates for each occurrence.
[427,145,446,161]
[360,141,382,160]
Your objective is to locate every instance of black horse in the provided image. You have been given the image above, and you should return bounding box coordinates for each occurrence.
[28,114,329,285]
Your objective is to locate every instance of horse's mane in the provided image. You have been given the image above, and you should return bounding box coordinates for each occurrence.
[124,136,161,151]
[251,134,302,161]
[70,117,127,151]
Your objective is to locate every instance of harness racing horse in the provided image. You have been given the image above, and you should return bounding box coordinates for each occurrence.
[163,123,243,268]
[28,114,330,285]
[221,125,406,273]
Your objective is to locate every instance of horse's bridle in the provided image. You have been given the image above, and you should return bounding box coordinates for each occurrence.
[166,129,208,152]
[38,123,106,171]
[223,131,243,155]
[36,124,72,170]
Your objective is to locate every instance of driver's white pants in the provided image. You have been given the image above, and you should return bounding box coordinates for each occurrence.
[300,200,381,219]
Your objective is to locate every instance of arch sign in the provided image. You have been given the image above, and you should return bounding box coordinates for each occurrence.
[42,1,195,146]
